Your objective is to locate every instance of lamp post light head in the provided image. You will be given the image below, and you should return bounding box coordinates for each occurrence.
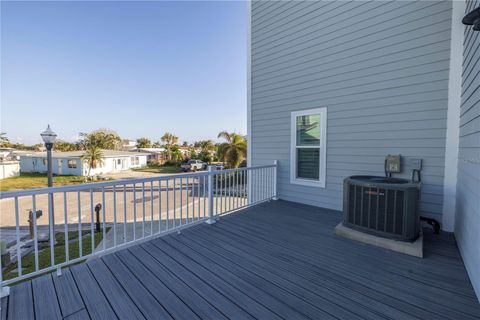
[40,125,57,150]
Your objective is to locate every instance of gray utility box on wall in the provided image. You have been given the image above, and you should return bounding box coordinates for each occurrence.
[343,176,420,242]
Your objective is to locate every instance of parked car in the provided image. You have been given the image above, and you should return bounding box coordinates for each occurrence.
[211,164,224,171]
[181,160,206,172]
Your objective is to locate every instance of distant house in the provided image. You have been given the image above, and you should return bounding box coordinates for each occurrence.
[133,148,166,164]
[0,148,15,160]
[20,150,148,176]
[178,146,191,157]
[177,146,207,158]
[0,148,36,161]
[120,139,137,151]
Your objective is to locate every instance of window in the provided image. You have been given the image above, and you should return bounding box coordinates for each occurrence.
[290,107,327,187]
[130,157,139,166]
[68,160,77,169]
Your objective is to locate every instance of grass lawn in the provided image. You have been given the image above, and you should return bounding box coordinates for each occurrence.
[0,173,85,191]
[133,164,182,174]
[2,228,108,282]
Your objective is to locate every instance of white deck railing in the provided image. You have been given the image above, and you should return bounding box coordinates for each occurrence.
[0,163,277,293]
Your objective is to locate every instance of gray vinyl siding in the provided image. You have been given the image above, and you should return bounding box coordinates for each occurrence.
[455,0,480,300]
[250,1,452,219]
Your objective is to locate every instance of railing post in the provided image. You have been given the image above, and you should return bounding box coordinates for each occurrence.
[0,286,9,299]
[0,244,10,298]
[273,160,278,200]
[205,166,216,224]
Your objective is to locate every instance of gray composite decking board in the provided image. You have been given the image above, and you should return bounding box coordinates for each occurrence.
[148,238,284,320]
[204,221,466,317]
[70,264,118,320]
[228,203,474,287]
[160,235,344,320]
[171,233,344,320]
[86,258,145,320]
[187,222,434,320]
[100,254,173,320]
[51,269,85,318]
[210,221,478,320]
[215,211,480,316]
[63,309,90,320]
[169,233,334,319]
[179,226,417,320]
[228,210,473,290]
[139,242,256,320]
[7,281,34,320]
[158,238,337,320]
[31,274,62,320]
[173,231,385,320]
[113,250,201,320]
[4,201,480,320]
[231,204,478,298]
[216,206,476,314]
[221,206,480,308]
[126,246,229,320]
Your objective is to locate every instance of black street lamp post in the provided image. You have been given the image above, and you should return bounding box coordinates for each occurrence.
[41,125,57,239]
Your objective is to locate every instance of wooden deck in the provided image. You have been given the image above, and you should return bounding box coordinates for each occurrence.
[1,200,479,320]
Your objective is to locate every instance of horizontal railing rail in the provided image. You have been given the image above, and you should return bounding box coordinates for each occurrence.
[0,162,277,292]
[0,164,276,198]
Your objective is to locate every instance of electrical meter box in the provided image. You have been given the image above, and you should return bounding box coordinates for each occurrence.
[409,158,423,171]
[385,155,401,173]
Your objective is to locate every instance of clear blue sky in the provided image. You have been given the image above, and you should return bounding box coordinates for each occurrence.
[1,1,247,145]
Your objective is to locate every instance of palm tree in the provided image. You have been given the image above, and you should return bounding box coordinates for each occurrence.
[136,137,152,148]
[161,133,178,146]
[55,140,80,152]
[79,130,121,150]
[195,140,215,163]
[170,145,184,164]
[161,133,179,161]
[217,132,247,168]
[0,132,10,147]
[81,146,104,178]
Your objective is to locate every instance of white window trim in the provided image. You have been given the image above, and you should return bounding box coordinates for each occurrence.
[68,159,77,169]
[290,107,327,188]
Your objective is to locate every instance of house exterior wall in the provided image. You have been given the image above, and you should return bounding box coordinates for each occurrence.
[455,0,480,300]
[249,1,452,221]
[86,155,147,175]
[20,157,83,175]
[0,161,20,179]
[145,153,166,165]
[20,155,147,176]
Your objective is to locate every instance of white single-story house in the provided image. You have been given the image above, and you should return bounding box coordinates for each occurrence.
[20,150,148,176]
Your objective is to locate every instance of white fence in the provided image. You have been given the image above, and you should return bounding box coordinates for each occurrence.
[0,161,20,179]
[0,163,277,291]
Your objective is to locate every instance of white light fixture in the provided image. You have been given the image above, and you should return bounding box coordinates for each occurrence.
[40,125,57,145]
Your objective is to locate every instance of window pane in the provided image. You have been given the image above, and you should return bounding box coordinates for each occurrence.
[68,160,77,168]
[296,114,320,146]
[297,148,320,180]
